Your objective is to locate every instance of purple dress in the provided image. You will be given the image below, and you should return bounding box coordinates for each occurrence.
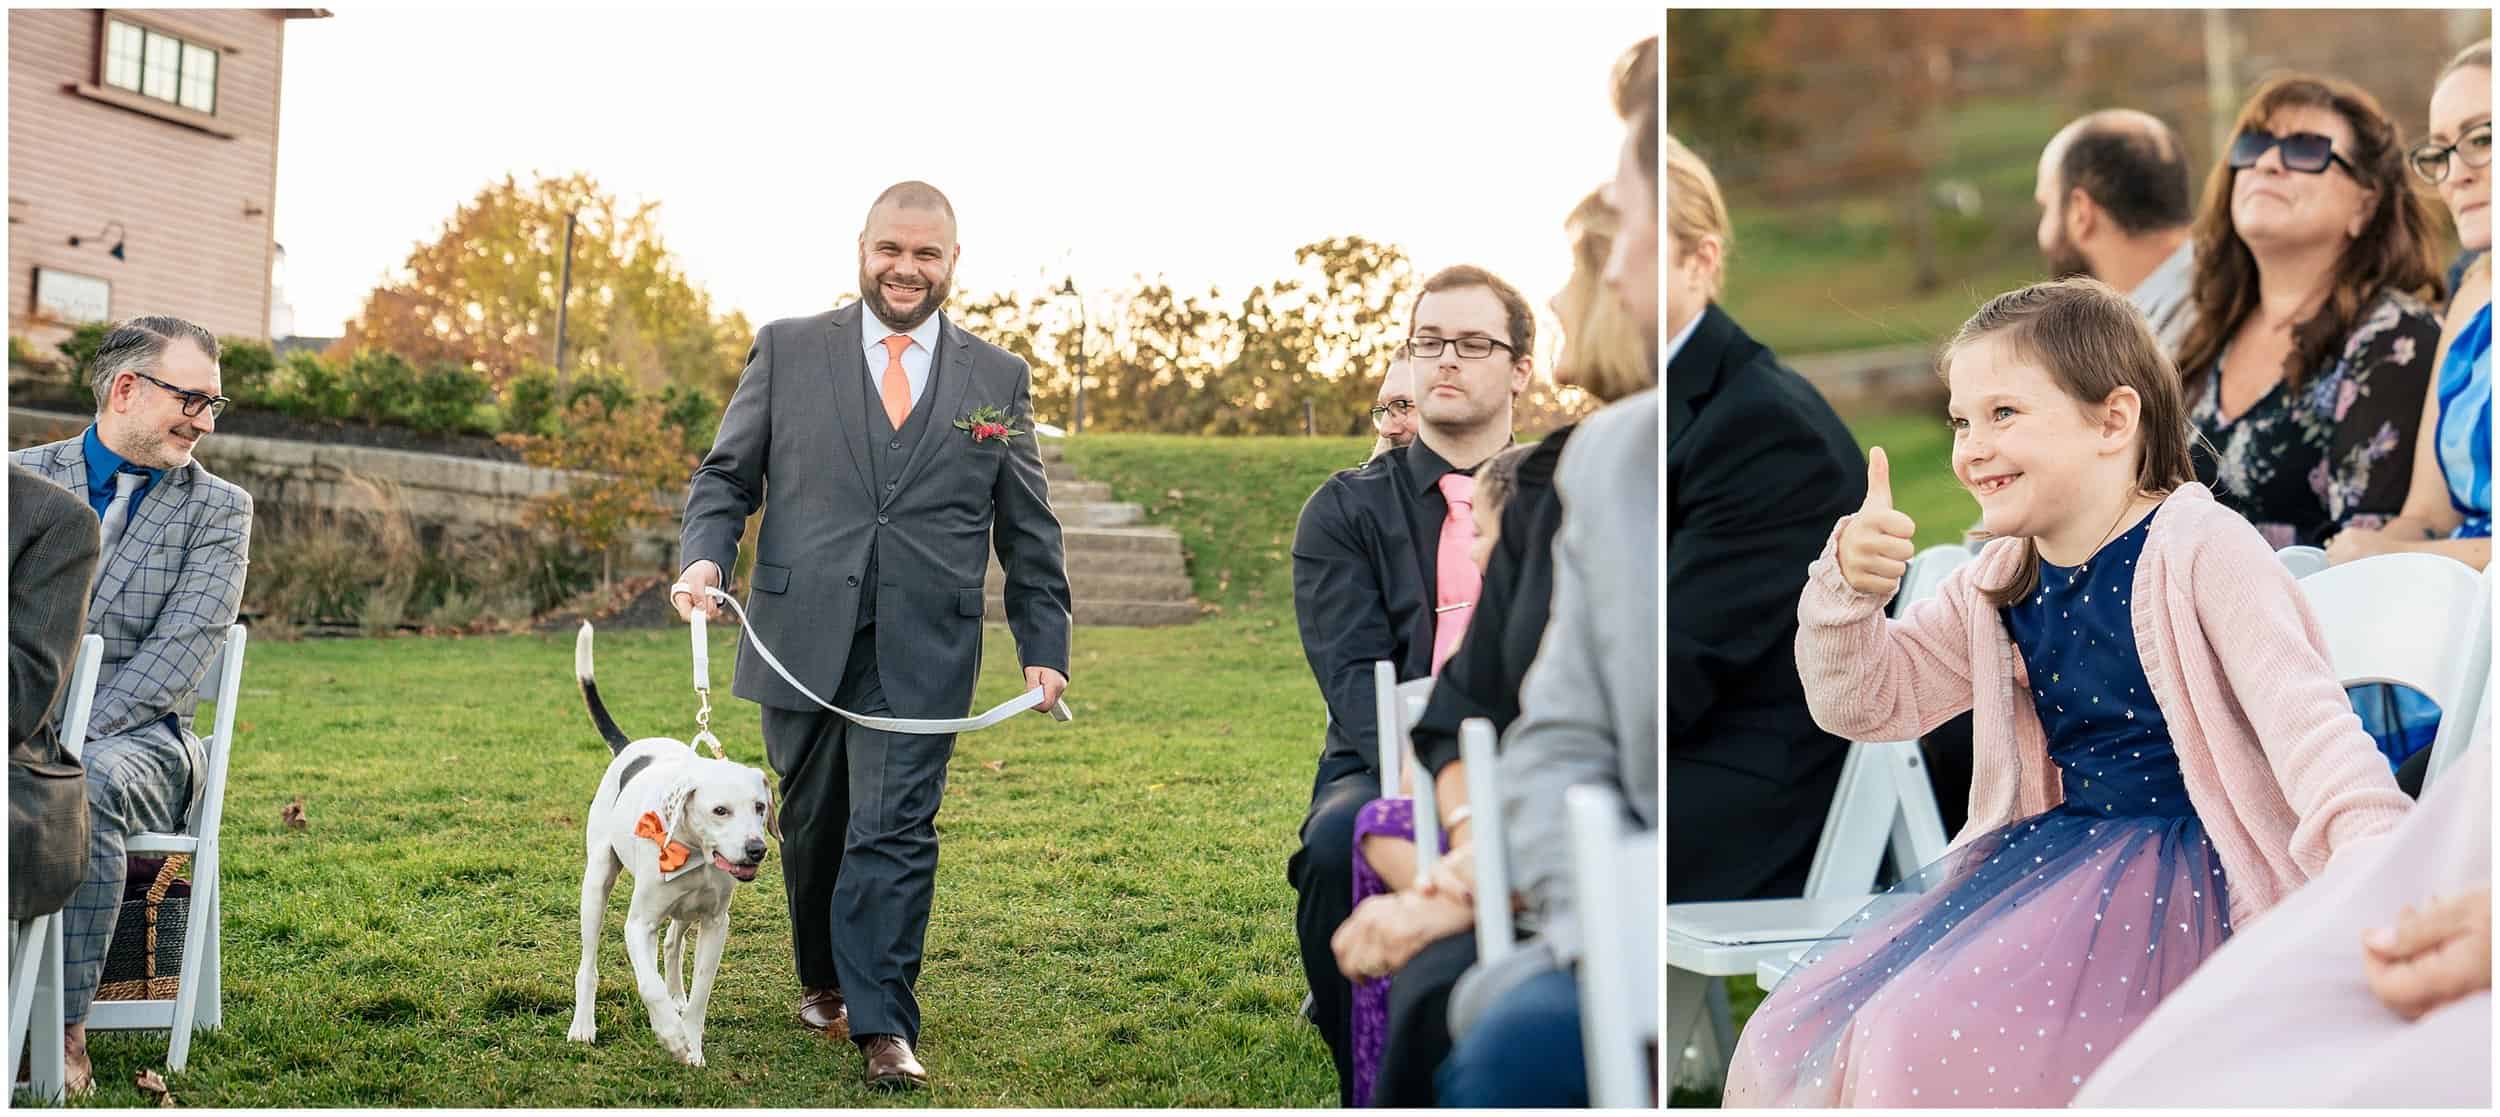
[1349,795,1438,1106]
[1728,509,2236,1106]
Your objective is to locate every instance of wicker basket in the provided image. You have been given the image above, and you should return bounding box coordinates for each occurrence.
[97,854,190,1001]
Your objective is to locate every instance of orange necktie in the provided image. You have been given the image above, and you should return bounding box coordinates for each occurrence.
[880,334,914,429]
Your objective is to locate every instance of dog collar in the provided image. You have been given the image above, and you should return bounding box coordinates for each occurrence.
[635,811,706,881]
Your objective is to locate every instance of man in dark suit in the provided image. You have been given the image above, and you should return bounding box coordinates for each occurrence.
[1662,139,1860,907]
[9,465,100,921]
[673,181,1071,1090]
[1289,264,1533,1104]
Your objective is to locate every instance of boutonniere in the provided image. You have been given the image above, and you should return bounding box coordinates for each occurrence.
[954,405,1025,444]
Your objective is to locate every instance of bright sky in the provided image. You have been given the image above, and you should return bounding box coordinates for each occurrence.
[272,6,1659,367]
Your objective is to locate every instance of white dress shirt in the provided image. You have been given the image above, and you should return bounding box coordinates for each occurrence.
[861,306,943,414]
[1662,305,1705,368]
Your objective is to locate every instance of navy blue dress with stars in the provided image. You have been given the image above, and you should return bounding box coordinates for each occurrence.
[1727,507,2236,1107]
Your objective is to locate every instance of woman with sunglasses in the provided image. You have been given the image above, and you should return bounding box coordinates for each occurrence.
[2176,74,2445,560]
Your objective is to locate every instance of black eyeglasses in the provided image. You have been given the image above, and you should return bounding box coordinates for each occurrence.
[2408,121,2493,185]
[130,370,230,419]
[1368,398,1417,428]
[2229,129,2359,178]
[1406,335,1516,360]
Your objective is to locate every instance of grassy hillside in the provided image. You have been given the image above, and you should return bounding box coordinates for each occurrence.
[1061,433,1374,613]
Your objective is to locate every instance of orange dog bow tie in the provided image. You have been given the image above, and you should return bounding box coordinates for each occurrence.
[636,811,693,873]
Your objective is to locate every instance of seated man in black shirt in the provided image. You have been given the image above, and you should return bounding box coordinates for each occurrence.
[1288,264,1532,1105]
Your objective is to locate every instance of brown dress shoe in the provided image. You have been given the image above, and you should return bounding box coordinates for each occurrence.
[858,1034,927,1090]
[797,986,849,1040]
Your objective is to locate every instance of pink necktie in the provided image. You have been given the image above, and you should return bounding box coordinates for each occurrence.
[1432,472,1481,674]
[879,335,914,429]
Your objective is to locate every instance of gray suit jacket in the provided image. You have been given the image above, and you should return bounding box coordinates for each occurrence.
[1457,390,1661,1029]
[680,304,1072,718]
[10,465,100,916]
[10,435,252,819]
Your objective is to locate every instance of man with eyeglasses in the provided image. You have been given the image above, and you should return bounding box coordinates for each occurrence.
[2034,110,2199,352]
[1366,352,1419,460]
[1287,264,1529,1104]
[9,315,250,1096]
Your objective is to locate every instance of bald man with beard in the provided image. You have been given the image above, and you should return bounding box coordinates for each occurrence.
[2034,109,2200,351]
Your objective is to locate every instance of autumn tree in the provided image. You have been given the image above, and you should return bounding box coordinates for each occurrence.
[497,395,691,586]
[336,172,752,398]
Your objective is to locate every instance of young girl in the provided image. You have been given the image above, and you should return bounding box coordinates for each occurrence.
[1345,441,1534,1107]
[1724,278,2413,1107]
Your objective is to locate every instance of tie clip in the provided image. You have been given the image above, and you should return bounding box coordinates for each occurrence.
[1435,602,1476,614]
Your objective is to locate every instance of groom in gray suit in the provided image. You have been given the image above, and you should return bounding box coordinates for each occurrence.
[673,181,1071,1089]
[11,315,251,1095]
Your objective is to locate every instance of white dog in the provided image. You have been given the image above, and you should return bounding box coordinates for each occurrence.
[565,622,777,1067]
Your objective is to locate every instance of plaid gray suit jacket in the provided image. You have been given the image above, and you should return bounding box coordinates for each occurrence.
[11,435,252,802]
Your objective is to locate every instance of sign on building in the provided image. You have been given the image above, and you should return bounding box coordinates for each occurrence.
[33,267,111,324]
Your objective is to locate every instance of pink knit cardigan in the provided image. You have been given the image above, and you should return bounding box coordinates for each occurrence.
[1795,483,2412,927]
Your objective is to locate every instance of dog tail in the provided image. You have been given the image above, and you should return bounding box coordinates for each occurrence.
[576,621,632,755]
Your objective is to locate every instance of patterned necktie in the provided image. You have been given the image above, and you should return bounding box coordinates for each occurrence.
[98,470,144,553]
[1432,471,1481,673]
[880,335,915,429]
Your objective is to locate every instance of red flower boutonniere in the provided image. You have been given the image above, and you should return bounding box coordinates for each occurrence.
[954,405,1025,444]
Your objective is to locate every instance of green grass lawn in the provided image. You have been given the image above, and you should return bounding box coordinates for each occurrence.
[1717,95,2067,356]
[68,619,1337,1108]
[1063,434,1373,611]
[63,432,1382,1107]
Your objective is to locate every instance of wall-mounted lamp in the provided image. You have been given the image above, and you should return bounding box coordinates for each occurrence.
[69,222,126,261]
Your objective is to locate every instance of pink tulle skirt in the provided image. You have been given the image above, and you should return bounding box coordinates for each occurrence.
[1725,807,2233,1107]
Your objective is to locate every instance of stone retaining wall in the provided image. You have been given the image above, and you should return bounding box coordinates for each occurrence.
[8,407,679,566]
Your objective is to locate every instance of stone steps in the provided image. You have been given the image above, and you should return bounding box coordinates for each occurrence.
[987,441,1198,627]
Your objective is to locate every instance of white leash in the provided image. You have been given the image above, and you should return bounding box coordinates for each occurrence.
[677,583,1073,736]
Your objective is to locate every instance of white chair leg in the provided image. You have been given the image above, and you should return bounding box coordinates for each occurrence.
[167,849,215,1072]
[8,920,35,1095]
[29,918,66,1101]
[201,875,223,1031]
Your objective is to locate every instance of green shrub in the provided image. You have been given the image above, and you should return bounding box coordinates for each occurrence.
[343,350,422,424]
[656,384,720,455]
[562,372,635,419]
[408,362,492,435]
[216,337,278,402]
[55,321,110,377]
[275,352,353,421]
[501,365,561,438]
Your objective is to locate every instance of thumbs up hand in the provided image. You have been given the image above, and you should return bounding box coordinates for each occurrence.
[1839,447,1920,598]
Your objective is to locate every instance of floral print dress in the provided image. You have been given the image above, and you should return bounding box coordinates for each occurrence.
[2190,287,2445,767]
[2189,288,2444,549]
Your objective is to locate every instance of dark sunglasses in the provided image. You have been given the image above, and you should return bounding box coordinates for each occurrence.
[2229,129,2359,178]
[131,370,230,419]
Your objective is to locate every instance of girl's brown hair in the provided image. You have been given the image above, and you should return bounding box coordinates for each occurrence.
[2174,74,2443,395]
[1942,278,2199,607]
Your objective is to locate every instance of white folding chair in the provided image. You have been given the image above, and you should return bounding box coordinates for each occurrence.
[82,626,246,1073]
[1372,662,1441,877]
[2296,554,2486,797]
[1567,784,1660,1108]
[2275,544,2331,578]
[2422,563,2495,788]
[9,634,102,1102]
[1667,545,1963,993]
[1458,718,1514,966]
